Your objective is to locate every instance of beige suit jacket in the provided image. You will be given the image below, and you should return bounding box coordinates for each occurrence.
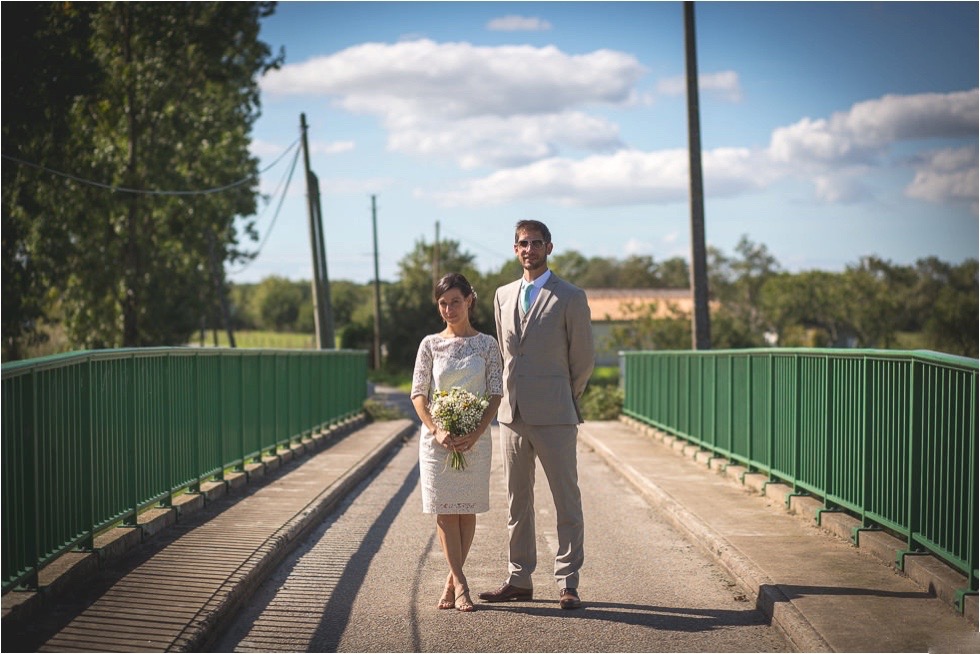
[494,272,595,425]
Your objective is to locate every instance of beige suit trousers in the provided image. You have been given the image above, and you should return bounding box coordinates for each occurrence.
[497,412,584,590]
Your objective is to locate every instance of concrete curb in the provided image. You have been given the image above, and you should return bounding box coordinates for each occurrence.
[579,425,834,653]
[177,419,416,652]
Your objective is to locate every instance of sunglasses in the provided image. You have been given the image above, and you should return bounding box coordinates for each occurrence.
[515,239,547,250]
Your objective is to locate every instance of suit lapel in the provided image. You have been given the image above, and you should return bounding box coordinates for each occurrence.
[505,281,525,340]
[518,274,558,342]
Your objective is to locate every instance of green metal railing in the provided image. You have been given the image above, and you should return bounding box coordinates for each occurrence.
[2,347,368,592]
[623,348,978,610]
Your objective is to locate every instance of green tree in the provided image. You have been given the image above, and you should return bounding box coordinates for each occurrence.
[605,301,690,351]
[759,270,849,346]
[254,276,303,331]
[839,256,909,348]
[576,256,619,288]
[382,239,485,370]
[2,2,101,359]
[549,250,590,284]
[706,237,776,348]
[617,255,660,288]
[2,2,281,357]
[228,283,260,330]
[657,257,690,289]
[921,259,978,357]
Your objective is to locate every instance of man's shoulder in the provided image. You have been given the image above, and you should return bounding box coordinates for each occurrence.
[495,279,522,297]
[546,273,586,296]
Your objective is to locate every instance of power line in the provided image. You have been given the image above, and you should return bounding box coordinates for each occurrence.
[0,137,301,197]
[439,224,511,264]
[227,140,303,276]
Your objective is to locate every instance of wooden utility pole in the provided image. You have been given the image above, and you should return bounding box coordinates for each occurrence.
[371,195,382,369]
[684,1,711,350]
[301,113,334,349]
[433,220,441,289]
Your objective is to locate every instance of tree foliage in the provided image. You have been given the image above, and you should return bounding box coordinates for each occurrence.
[2,2,281,359]
[381,239,489,370]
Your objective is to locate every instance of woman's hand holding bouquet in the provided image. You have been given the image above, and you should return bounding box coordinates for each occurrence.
[430,387,490,471]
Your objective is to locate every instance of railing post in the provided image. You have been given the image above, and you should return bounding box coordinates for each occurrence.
[83,357,94,546]
[824,355,834,508]
[125,355,137,526]
[29,367,40,588]
[163,352,173,505]
[902,358,923,564]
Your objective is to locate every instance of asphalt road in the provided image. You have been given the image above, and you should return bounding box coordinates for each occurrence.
[211,418,791,652]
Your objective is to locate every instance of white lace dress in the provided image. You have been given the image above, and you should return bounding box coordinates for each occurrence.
[411,333,503,514]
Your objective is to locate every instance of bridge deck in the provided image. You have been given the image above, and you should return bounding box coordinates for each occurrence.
[1,390,976,652]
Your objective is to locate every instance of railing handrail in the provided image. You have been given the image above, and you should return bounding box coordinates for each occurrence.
[623,347,978,371]
[2,346,366,375]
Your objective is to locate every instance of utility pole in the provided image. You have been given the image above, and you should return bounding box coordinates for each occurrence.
[371,195,382,370]
[301,113,334,349]
[684,1,711,350]
[433,220,441,289]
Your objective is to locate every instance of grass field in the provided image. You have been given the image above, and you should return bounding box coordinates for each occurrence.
[192,330,317,349]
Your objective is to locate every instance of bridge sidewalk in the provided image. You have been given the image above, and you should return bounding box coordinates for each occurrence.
[579,417,978,653]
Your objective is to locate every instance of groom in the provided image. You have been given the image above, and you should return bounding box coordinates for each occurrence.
[481,219,595,610]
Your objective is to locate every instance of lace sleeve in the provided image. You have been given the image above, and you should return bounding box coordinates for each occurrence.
[483,334,504,397]
[411,335,434,399]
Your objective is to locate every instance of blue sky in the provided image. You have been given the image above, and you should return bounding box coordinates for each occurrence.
[231,1,979,286]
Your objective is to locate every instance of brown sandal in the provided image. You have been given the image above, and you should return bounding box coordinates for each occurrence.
[437,581,455,610]
[455,587,475,612]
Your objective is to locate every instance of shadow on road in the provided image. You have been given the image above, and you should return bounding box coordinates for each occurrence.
[471,600,772,632]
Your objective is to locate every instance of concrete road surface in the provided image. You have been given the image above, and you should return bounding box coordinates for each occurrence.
[212,426,790,652]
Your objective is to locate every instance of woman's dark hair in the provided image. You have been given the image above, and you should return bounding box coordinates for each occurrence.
[434,272,476,318]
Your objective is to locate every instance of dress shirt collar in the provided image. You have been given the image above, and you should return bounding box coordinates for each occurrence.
[521,269,552,292]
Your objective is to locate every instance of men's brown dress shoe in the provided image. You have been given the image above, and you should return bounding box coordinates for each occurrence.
[478,583,533,602]
[559,587,582,610]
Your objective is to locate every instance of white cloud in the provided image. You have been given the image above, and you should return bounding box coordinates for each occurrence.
[426,147,764,207]
[389,111,623,169]
[813,173,872,204]
[262,40,644,118]
[768,89,979,207]
[263,41,976,213]
[487,15,553,31]
[905,146,979,206]
[656,71,743,102]
[420,87,977,211]
[769,89,978,165]
[261,39,645,168]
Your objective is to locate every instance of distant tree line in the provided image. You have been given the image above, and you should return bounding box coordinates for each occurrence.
[218,236,977,372]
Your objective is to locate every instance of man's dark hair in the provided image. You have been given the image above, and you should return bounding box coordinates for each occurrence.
[514,220,551,244]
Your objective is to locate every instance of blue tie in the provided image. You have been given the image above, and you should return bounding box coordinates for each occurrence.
[521,283,534,314]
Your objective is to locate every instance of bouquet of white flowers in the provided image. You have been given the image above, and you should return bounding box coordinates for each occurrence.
[430,386,489,471]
